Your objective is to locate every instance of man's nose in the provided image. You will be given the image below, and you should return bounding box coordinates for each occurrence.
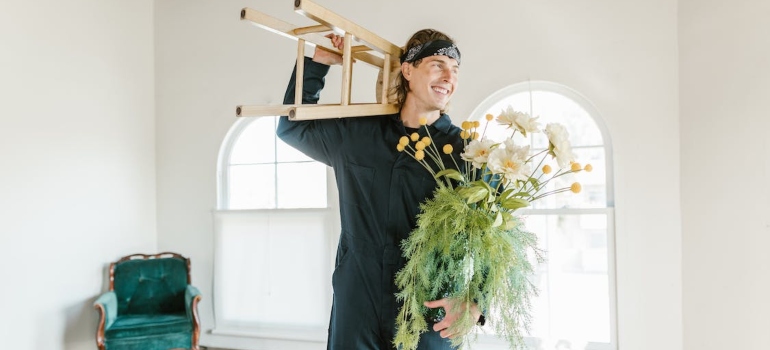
[442,69,454,82]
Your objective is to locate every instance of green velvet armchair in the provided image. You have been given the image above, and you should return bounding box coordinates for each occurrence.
[94,252,202,350]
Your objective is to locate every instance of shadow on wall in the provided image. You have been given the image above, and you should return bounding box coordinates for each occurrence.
[63,296,98,350]
[63,263,109,350]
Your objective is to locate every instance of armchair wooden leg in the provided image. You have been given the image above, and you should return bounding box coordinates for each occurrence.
[94,304,107,350]
[191,294,202,350]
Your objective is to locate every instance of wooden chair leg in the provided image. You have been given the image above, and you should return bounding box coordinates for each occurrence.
[191,294,202,350]
[94,304,107,350]
[295,38,305,105]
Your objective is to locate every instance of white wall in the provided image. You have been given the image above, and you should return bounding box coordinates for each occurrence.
[155,1,682,349]
[0,1,156,349]
[680,1,770,350]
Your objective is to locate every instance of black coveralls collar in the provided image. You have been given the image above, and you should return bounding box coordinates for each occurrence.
[389,113,455,135]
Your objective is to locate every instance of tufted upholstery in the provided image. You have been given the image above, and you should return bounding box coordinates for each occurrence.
[94,252,201,350]
[114,258,188,315]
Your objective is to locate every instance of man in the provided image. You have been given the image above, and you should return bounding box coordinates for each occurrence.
[277,29,481,350]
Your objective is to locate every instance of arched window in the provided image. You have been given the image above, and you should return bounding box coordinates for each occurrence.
[470,81,617,350]
[218,116,327,210]
[212,116,334,339]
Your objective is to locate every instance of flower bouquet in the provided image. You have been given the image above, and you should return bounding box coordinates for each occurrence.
[393,107,591,350]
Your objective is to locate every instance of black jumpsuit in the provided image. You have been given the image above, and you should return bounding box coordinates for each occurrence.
[277,57,464,350]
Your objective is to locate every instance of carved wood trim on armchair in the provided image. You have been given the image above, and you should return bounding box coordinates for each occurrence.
[109,252,191,290]
[94,303,106,350]
[192,294,202,350]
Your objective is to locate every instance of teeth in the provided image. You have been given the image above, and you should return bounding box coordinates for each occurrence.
[433,87,448,94]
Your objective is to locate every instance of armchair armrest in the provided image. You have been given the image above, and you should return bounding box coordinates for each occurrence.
[94,291,117,349]
[185,285,202,350]
[185,285,201,319]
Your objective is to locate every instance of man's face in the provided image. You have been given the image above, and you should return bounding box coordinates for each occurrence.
[403,55,460,112]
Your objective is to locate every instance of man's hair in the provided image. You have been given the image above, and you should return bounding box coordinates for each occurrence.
[389,29,457,107]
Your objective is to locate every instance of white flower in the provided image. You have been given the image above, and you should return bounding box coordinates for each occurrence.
[544,123,575,168]
[496,106,541,137]
[461,138,496,169]
[487,139,531,182]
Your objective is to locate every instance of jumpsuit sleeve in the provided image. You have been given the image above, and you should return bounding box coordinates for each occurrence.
[276,56,345,167]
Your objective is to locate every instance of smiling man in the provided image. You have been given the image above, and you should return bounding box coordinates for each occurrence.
[277,29,481,350]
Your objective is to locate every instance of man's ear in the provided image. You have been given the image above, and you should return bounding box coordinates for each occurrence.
[401,62,412,81]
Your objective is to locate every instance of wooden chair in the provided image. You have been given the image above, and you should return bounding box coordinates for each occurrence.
[237,0,403,120]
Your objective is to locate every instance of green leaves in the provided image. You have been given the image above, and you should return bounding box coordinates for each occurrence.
[498,186,531,211]
[434,169,465,182]
[492,212,503,227]
[456,183,489,204]
[500,197,531,211]
[394,187,541,350]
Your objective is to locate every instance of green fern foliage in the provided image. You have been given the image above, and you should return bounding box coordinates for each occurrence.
[393,185,543,350]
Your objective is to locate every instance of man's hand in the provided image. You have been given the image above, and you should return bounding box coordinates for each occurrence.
[424,298,482,339]
[312,34,345,66]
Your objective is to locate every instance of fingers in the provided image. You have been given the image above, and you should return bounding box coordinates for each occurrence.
[423,298,448,309]
[434,319,458,339]
[432,318,446,332]
[440,328,457,339]
[425,298,466,339]
[324,33,345,51]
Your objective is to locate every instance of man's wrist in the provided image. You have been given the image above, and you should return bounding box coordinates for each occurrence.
[312,47,342,66]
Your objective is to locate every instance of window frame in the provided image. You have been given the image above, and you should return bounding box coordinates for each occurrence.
[217,116,328,210]
[213,117,337,343]
[217,117,249,210]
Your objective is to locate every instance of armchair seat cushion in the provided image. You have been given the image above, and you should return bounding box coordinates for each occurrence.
[106,313,192,339]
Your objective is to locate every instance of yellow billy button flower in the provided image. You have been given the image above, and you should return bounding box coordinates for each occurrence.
[419,117,428,126]
[410,132,420,141]
[421,137,431,146]
[473,121,480,128]
[461,121,472,130]
[542,164,552,174]
[460,131,470,140]
[443,144,453,154]
[415,150,425,160]
[471,132,480,140]
[584,164,594,172]
[399,136,409,146]
[396,144,405,152]
[571,162,582,172]
[415,141,426,151]
[571,182,582,194]
[485,113,494,121]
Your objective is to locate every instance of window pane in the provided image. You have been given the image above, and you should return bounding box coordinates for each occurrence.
[216,211,329,327]
[228,164,276,209]
[526,214,611,344]
[218,213,270,322]
[482,91,603,148]
[276,162,327,208]
[572,147,608,209]
[230,117,276,165]
[529,147,607,209]
[475,90,608,209]
[263,211,328,326]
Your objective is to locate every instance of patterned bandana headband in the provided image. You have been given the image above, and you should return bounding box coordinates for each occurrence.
[400,40,461,66]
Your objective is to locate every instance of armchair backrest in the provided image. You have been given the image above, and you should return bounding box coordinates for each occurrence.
[110,252,190,315]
